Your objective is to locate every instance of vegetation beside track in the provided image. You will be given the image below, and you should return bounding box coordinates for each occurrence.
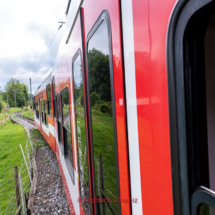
[0,107,22,122]
[30,128,47,148]
[0,119,30,213]
[21,109,34,118]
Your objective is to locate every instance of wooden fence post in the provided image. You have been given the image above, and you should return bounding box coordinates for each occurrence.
[100,154,105,215]
[25,192,31,215]
[14,166,20,215]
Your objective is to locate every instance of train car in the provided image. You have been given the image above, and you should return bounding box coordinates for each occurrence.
[33,0,215,214]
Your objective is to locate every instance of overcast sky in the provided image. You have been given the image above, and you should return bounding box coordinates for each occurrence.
[0,0,68,94]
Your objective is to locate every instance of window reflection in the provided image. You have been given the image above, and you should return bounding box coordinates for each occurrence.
[62,90,71,130]
[56,95,62,148]
[88,20,119,214]
[47,84,52,116]
[44,100,48,126]
[199,203,215,215]
[73,54,90,214]
[61,88,74,181]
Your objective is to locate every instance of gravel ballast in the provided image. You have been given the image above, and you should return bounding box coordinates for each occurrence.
[30,145,71,215]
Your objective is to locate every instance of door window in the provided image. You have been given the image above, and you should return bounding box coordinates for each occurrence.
[73,53,90,213]
[56,94,63,151]
[61,87,74,182]
[87,20,119,214]
[46,84,52,117]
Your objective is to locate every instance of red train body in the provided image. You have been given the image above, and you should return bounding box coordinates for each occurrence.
[33,0,215,214]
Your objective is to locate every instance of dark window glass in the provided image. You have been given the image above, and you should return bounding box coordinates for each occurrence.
[199,203,215,215]
[48,101,52,116]
[36,102,39,118]
[46,84,52,117]
[87,20,119,214]
[52,78,55,98]
[56,95,62,149]
[44,100,48,126]
[41,101,44,122]
[46,84,51,101]
[53,79,56,118]
[61,88,74,181]
[73,54,90,213]
[62,90,70,130]
[53,99,56,118]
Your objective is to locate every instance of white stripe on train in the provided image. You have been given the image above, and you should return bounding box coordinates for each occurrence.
[121,0,143,214]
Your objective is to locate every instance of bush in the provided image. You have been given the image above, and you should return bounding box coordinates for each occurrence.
[92,109,103,116]
[94,100,105,110]
[99,103,110,113]
[90,92,100,106]
[77,93,84,106]
[0,102,2,113]
[105,101,112,114]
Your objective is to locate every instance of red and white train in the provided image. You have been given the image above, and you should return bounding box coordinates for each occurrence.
[33,0,215,214]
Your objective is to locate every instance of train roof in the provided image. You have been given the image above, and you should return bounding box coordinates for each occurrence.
[34,71,52,96]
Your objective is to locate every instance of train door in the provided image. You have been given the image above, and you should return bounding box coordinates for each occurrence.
[81,1,131,214]
[68,8,91,215]
[56,93,63,153]
[38,98,42,131]
[168,0,215,214]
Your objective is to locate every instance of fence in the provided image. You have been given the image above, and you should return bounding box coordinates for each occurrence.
[95,154,118,215]
[0,114,33,215]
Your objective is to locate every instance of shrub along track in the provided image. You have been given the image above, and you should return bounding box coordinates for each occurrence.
[11,113,71,215]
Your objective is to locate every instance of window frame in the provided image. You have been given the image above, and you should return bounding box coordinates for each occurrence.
[86,9,120,215]
[60,86,74,183]
[52,77,56,119]
[46,84,52,118]
[56,93,63,153]
[36,102,39,119]
[72,48,90,209]
[41,100,44,123]
[44,99,48,127]
[167,0,214,214]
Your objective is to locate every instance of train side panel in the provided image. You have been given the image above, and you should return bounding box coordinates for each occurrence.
[32,0,179,214]
[121,0,176,214]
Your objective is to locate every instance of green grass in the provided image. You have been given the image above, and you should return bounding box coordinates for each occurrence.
[30,128,47,148]
[0,120,30,213]
[0,107,22,122]
[21,109,34,118]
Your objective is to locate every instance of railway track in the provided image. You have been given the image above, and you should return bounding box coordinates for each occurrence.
[11,111,36,128]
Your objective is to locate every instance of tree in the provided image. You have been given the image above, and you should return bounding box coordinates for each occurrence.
[88,48,111,102]
[0,87,2,113]
[3,78,29,108]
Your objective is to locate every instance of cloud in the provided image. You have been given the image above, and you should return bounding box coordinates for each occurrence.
[0,0,68,93]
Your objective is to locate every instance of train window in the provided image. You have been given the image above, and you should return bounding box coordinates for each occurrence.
[36,102,39,118]
[33,97,35,110]
[61,87,74,182]
[53,77,56,118]
[56,94,63,151]
[46,84,52,117]
[41,101,44,123]
[44,100,48,126]
[73,52,90,212]
[87,19,119,214]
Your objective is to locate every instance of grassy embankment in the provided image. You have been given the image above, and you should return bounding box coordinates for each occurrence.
[0,107,22,122]
[21,109,34,118]
[0,119,46,213]
[0,120,29,213]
